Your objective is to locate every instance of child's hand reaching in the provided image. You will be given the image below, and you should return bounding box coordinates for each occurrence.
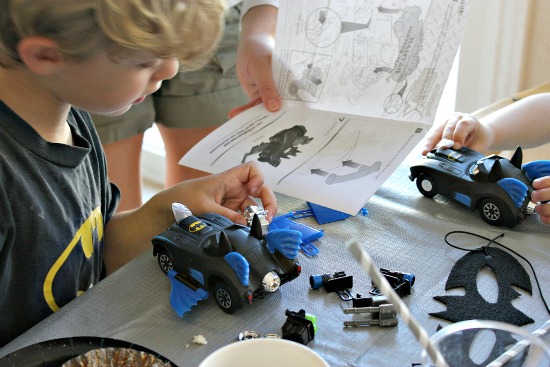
[532,176,550,224]
[104,162,277,273]
[421,112,493,155]
[159,162,277,226]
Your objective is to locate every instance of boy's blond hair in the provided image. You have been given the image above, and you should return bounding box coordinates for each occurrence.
[0,0,226,70]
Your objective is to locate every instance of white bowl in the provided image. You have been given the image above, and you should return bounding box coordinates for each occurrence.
[198,338,329,367]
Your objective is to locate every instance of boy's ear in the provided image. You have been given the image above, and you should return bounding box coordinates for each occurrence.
[17,37,65,75]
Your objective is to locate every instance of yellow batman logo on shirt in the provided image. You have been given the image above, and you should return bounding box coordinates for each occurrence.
[189,220,206,232]
[43,206,103,312]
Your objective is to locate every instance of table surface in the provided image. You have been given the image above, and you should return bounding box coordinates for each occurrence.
[1,160,549,366]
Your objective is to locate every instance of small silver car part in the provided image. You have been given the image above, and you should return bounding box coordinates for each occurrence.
[238,330,261,341]
[243,205,270,235]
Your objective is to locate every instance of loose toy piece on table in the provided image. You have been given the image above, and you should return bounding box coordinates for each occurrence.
[281,309,317,345]
[310,271,354,301]
[370,268,416,298]
[235,309,317,344]
[310,268,415,303]
[409,146,550,227]
[152,203,302,316]
[305,202,368,225]
[343,304,398,328]
[308,268,414,329]
[352,294,389,308]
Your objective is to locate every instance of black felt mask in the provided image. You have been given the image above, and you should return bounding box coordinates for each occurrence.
[430,247,533,326]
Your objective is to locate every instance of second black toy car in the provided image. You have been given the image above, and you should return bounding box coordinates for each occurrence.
[409,146,538,227]
[152,206,302,314]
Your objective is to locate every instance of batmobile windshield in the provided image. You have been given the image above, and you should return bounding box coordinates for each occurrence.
[469,156,499,183]
[470,162,481,177]
[202,232,234,257]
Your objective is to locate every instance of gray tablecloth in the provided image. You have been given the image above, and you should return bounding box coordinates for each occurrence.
[1,161,549,366]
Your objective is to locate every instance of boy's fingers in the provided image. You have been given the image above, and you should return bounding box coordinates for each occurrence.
[228,98,262,119]
[256,83,281,112]
[435,138,456,150]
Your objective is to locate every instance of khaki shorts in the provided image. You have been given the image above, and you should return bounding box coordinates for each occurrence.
[93,5,248,145]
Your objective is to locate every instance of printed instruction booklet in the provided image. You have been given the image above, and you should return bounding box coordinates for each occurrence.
[180,0,471,215]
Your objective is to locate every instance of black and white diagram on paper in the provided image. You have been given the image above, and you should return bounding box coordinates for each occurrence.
[274,0,468,123]
[181,0,471,215]
[241,125,314,167]
[180,103,427,214]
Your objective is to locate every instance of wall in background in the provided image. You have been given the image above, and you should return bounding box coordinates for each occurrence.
[522,0,550,89]
[457,0,550,109]
[521,0,550,162]
[456,0,529,112]
[456,0,550,162]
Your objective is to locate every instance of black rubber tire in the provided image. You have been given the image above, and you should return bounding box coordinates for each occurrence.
[213,281,241,314]
[478,198,512,227]
[157,248,174,274]
[416,174,438,198]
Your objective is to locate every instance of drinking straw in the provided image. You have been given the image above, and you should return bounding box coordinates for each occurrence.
[487,318,550,367]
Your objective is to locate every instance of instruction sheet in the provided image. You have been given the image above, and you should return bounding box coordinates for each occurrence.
[180,0,471,215]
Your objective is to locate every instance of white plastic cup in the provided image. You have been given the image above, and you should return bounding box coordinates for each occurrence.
[421,320,550,367]
[198,338,329,367]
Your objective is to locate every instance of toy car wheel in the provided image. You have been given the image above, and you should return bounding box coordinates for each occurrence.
[157,249,174,274]
[416,174,438,198]
[478,198,510,226]
[214,281,239,314]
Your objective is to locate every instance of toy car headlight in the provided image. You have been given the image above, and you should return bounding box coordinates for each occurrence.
[262,271,281,292]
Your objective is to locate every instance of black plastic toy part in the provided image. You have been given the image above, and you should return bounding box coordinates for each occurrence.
[281,309,315,345]
[370,268,415,298]
[352,294,389,308]
[309,271,353,300]
[343,304,398,327]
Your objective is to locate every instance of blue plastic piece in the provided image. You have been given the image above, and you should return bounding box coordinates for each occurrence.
[224,252,250,287]
[522,160,550,182]
[269,215,323,256]
[453,192,472,207]
[309,274,324,290]
[289,209,316,219]
[306,202,368,225]
[265,229,302,260]
[497,178,528,208]
[298,241,320,257]
[189,268,205,285]
[401,273,415,285]
[167,269,209,317]
[307,202,350,224]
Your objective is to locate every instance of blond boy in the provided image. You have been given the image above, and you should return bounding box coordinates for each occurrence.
[0,0,276,346]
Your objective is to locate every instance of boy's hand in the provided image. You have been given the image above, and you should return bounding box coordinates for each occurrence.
[229,5,280,118]
[171,162,277,225]
[532,176,550,224]
[104,162,276,273]
[421,113,489,155]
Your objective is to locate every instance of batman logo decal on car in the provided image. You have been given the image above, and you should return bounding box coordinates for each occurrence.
[188,221,206,232]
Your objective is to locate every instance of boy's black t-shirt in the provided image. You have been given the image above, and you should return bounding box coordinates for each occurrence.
[0,100,120,347]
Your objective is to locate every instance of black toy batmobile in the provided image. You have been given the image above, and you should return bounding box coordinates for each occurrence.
[409,146,549,227]
[152,206,301,314]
